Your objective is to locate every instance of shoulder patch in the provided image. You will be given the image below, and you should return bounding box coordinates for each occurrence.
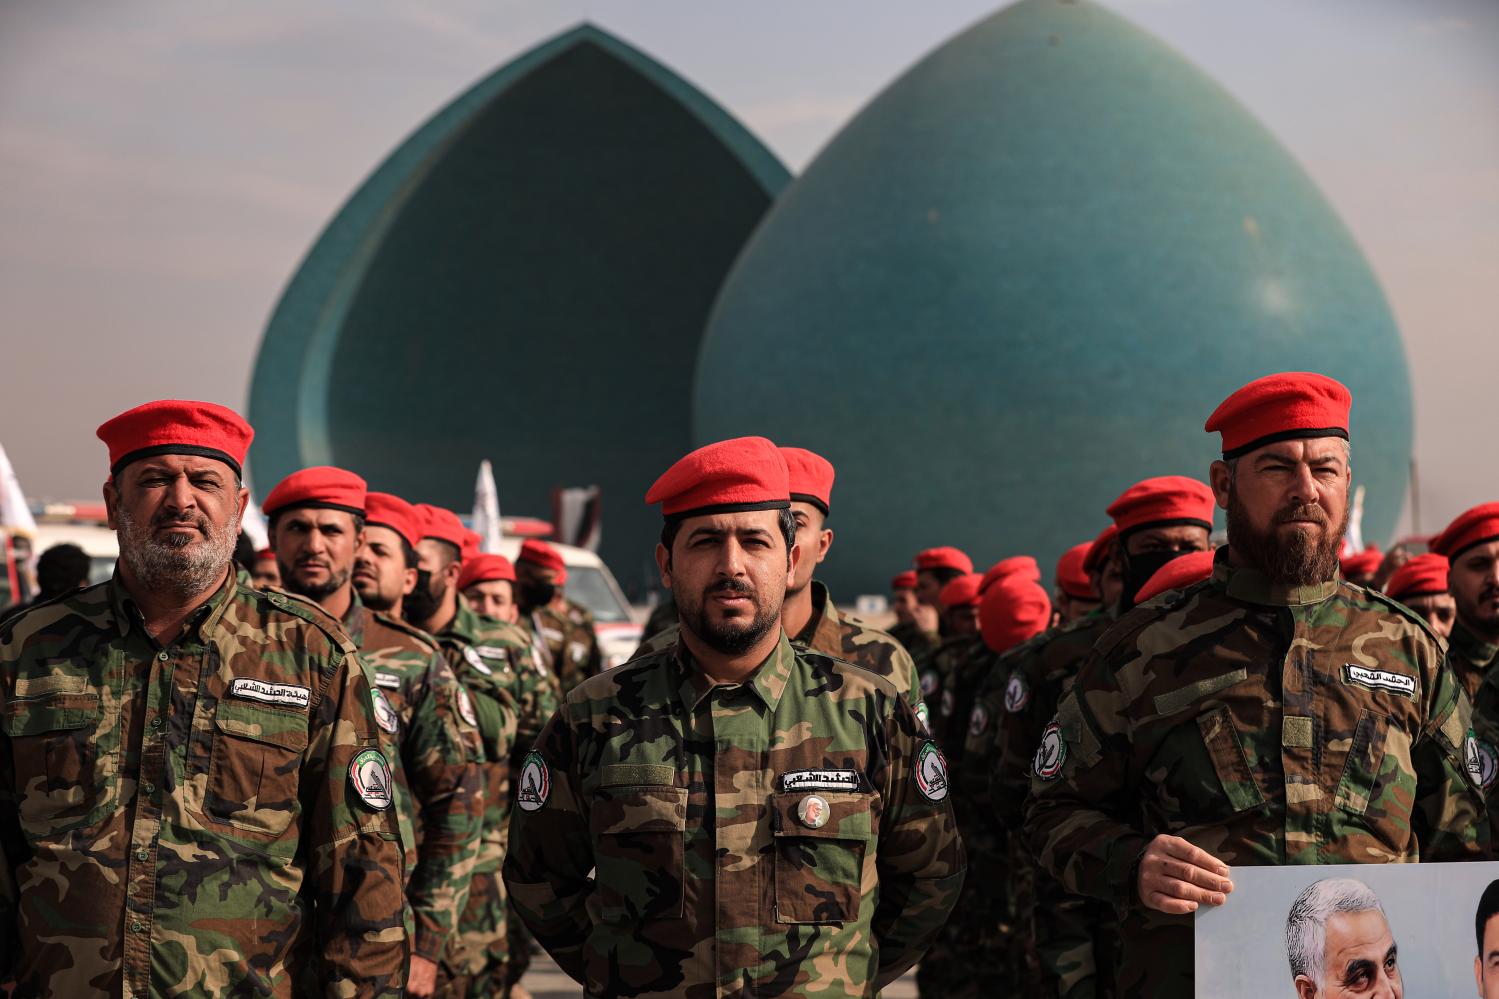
[517,750,550,812]
[463,645,494,675]
[1033,719,1067,781]
[372,689,400,733]
[349,748,393,810]
[1004,672,1030,713]
[456,686,478,728]
[914,741,950,802]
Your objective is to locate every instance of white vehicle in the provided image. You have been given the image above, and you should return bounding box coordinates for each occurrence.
[490,537,642,670]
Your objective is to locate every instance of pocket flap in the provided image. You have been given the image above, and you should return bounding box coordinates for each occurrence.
[591,786,687,835]
[772,791,874,841]
[214,699,309,752]
[3,692,100,735]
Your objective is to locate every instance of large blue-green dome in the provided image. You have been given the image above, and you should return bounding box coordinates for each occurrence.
[694,0,1411,596]
[249,24,788,591]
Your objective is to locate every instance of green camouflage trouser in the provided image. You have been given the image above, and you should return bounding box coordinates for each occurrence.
[437,868,508,999]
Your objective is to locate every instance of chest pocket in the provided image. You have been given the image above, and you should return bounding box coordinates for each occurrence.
[206,699,308,845]
[590,786,686,922]
[1334,709,1400,820]
[1148,707,1265,827]
[3,690,103,834]
[772,790,874,925]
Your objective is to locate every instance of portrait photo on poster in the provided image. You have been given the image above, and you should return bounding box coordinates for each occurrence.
[1195,861,1499,998]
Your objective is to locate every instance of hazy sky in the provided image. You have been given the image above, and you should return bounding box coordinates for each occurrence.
[1,0,1495,539]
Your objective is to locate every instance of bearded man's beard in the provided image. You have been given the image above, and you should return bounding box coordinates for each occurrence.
[117,502,238,598]
[677,576,783,655]
[1226,488,1347,587]
[402,568,442,624]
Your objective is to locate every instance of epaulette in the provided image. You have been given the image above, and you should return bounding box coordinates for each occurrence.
[370,609,441,653]
[800,647,902,700]
[258,587,359,656]
[1352,581,1446,649]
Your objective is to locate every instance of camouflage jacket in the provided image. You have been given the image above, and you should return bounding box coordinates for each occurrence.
[529,599,602,694]
[1458,621,1499,836]
[0,570,407,997]
[1025,555,1485,992]
[344,599,484,963]
[633,582,925,719]
[503,633,966,998]
[1450,619,1498,705]
[916,634,984,753]
[887,620,938,662]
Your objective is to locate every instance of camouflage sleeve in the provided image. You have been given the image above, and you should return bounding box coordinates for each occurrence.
[895,642,924,715]
[871,695,966,988]
[403,654,484,962]
[501,704,595,984]
[992,660,1051,832]
[1022,656,1149,909]
[307,646,409,996]
[1413,653,1487,859]
[512,643,561,763]
[955,663,1008,834]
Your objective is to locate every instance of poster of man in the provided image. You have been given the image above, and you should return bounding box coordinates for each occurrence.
[1195,862,1499,997]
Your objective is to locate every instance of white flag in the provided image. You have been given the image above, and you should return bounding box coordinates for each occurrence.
[1342,483,1366,556]
[472,460,504,553]
[0,443,36,534]
[240,491,270,550]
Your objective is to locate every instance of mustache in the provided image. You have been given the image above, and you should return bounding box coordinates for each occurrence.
[1273,504,1329,526]
[294,555,332,569]
[152,512,209,533]
[707,578,755,596]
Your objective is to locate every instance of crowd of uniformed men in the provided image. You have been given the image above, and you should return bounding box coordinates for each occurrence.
[0,369,1495,997]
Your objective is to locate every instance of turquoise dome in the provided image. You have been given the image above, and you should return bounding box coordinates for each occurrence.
[694,0,1411,595]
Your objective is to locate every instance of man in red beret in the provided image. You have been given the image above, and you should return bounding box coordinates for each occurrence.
[1383,552,1455,639]
[890,569,920,633]
[505,437,964,998]
[634,446,924,717]
[0,401,408,995]
[459,554,519,624]
[901,546,974,659]
[265,473,485,999]
[403,504,553,998]
[514,539,601,695]
[1028,372,1484,998]
[1340,546,1384,589]
[1053,541,1101,625]
[250,547,281,588]
[1433,505,1499,814]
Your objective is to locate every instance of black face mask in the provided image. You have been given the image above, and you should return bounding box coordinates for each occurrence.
[519,579,556,610]
[403,568,440,624]
[1120,548,1193,611]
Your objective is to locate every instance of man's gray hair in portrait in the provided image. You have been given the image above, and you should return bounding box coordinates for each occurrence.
[1285,878,1386,984]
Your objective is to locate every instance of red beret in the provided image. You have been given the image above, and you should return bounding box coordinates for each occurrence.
[891,570,917,591]
[980,577,1052,654]
[461,530,483,561]
[1385,553,1449,602]
[1055,542,1098,601]
[980,556,1041,595]
[518,539,567,574]
[262,466,367,519]
[96,399,254,479]
[939,572,983,609]
[1429,503,1499,560]
[458,554,516,592]
[254,548,276,562]
[1107,476,1215,536]
[915,547,974,575]
[1338,546,1383,578]
[780,447,835,516]
[1134,549,1217,604]
[1082,525,1119,576]
[1204,371,1351,459]
[415,504,468,552]
[363,492,420,549]
[646,437,790,520]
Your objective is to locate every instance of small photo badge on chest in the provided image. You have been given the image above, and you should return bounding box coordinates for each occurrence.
[463,646,493,676]
[915,741,950,802]
[797,795,830,829]
[457,687,478,728]
[1004,673,1030,713]
[349,749,393,810]
[517,750,550,812]
[1033,719,1066,781]
[372,690,399,735]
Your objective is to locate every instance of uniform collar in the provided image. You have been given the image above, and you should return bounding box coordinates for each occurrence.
[109,562,238,644]
[797,580,841,649]
[1212,546,1339,607]
[675,631,798,713]
[1450,618,1499,670]
[442,597,481,645]
[340,590,368,645]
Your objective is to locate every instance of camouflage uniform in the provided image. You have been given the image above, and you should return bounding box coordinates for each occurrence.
[434,600,543,996]
[343,599,485,970]
[632,581,925,718]
[888,620,938,662]
[1025,555,1486,997]
[530,599,602,694]
[1456,621,1499,841]
[504,633,966,997]
[0,571,408,996]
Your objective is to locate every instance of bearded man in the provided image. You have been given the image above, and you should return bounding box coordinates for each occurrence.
[1024,372,1484,999]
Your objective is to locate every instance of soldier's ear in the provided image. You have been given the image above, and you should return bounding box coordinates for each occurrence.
[103,478,119,530]
[655,543,672,588]
[787,540,803,585]
[1208,460,1233,510]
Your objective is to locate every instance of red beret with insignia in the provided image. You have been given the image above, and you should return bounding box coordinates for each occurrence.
[1429,503,1499,560]
[939,572,983,609]
[1338,547,1383,579]
[979,556,1041,595]
[262,466,367,519]
[1204,371,1352,459]
[415,504,468,552]
[646,437,790,520]
[96,399,254,479]
[1055,542,1098,601]
[980,577,1052,655]
[891,570,917,591]
[1082,525,1119,576]
[518,539,567,575]
[1107,476,1215,536]
[458,554,516,591]
[363,492,420,549]
[915,546,974,575]
[1134,549,1217,604]
[780,447,835,516]
[1385,552,1450,602]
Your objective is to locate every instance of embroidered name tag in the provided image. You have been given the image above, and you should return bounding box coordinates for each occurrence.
[229,678,310,709]
[781,769,861,792]
[374,673,402,689]
[1342,664,1416,698]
